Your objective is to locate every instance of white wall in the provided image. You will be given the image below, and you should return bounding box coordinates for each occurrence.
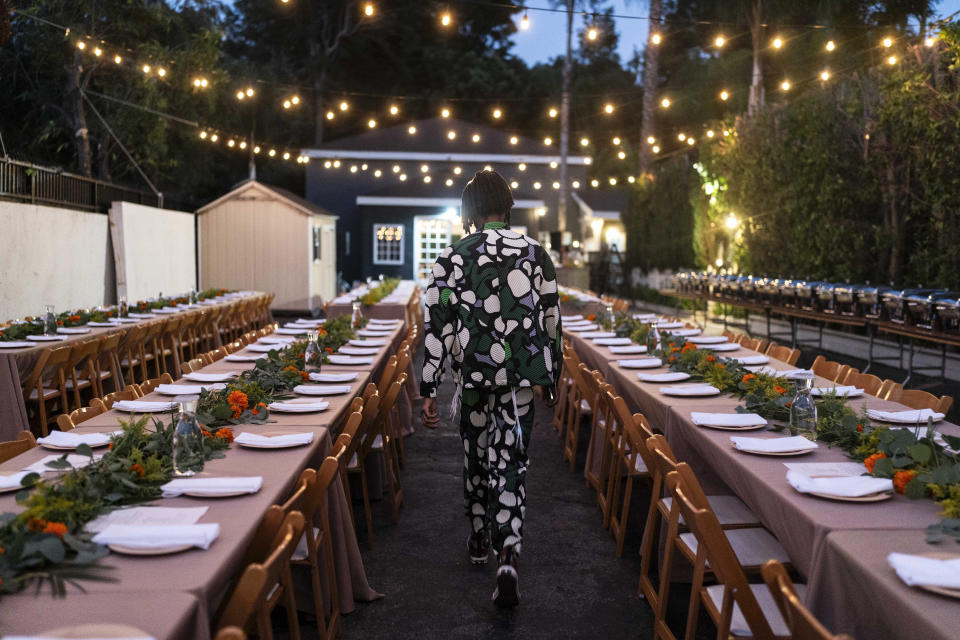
[0,201,111,320]
[110,202,195,302]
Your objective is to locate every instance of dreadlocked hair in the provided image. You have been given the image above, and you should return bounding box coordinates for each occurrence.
[460,170,514,233]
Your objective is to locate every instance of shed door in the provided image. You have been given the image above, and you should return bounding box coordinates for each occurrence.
[414,216,463,286]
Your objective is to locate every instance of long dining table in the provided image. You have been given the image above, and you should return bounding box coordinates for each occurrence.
[564,325,960,640]
[0,292,264,440]
[0,322,405,639]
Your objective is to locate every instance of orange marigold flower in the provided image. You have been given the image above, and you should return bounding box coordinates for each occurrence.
[706,355,716,363]
[108,442,113,450]
[227,390,249,409]
[69,315,81,323]
[742,374,756,384]
[42,522,68,539]
[864,452,887,474]
[0,545,5,554]
[251,407,259,415]
[669,356,676,363]
[129,463,145,477]
[587,314,596,321]
[716,363,725,369]
[785,402,792,408]
[284,365,298,372]
[671,347,680,354]
[893,470,917,494]
[27,517,47,532]
[201,429,213,438]
[300,371,309,381]
[857,423,864,433]
[668,342,676,349]
[257,402,267,408]
[215,428,235,443]
[324,347,333,354]
[56,320,64,326]
[316,328,327,336]
[774,385,786,395]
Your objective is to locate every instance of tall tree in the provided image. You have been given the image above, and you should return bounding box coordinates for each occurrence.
[638,0,663,174]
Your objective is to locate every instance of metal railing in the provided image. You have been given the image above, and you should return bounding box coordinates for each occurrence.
[0,157,185,212]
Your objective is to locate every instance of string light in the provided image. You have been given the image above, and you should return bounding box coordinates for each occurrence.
[492,107,503,119]
[678,133,686,141]
[368,119,377,128]
[283,152,291,160]
[235,90,245,100]
[441,12,452,27]
[472,133,481,142]
[454,166,462,174]
[350,165,358,173]
[363,3,375,17]
[719,90,729,101]
[549,161,558,168]
[227,139,235,148]
[509,136,519,145]
[651,33,661,45]
[420,164,429,173]
[826,40,836,52]
[399,173,407,181]
[424,175,432,183]
[587,27,598,41]
[612,136,621,145]
[591,179,600,187]
[646,136,655,144]
[326,111,335,120]
[617,150,626,159]
[157,67,167,77]
[686,137,695,146]
[518,163,526,171]
[447,178,455,186]
[603,103,614,114]
[552,181,560,189]
[628,176,636,183]
[580,137,590,146]
[652,145,660,153]
[723,130,730,136]
[772,36,783,49]
[543,137,552,145]
[441,107,451,118]
[780,79,791,91]
[820,69,831,81]
[447,130,456,140]
[199,131,207,139]
[239,141,247,150]
[533,181,542,190]
[93,47,102,57]
[408,125,417,134]
[76,41,86,50]
[389,104,399,115]
[210,134,218,142]
[609,177,617,186]
[925,35,936,47]
[142,64,151,74]
[339,100,349,111]
[660,97,671,108]
[887,55,897,65]
[333,160,341,168]
[520,11,530,30]
[706,130,715,138]
[374,169,382,177]
[268,149,276,157]
[548,107,558,118]
[714,35,725,48]
[882,37,893,48]
[113,55,122,64]
[572,180,580,188]
[193,77,209,88]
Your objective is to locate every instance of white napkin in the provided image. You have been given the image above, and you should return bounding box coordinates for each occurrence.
[866,408,945,423]
[56,327,91,334]
[368,319,401,325]
[268,400,330,412]
[92,523,221,550]
[225,353,264,362]
[25,335,66,341]
[161,477,262,498]
[579,331,616,339]
[22,454,100,474]
[259,336,296,345]
[657,322,686,329]
[561,314,584,322]
[811,386,863,397]
[594,337,632,346]
[310,372,359,382]
[154,307,180,314]
[234,432,315,448]
[701,342,740,352]
[245,343,283,353]
[637,372,690,382]
[37,431,120,448]
[295,318,325,325]
[294,384,352,395]
[669,328,702,337]
[610,345,648,354]
[0,341,34,348]
[111,317,141,323]
[284,322,315,329]
[567,324,599,332]
[113,400,177,412]
[660,384,721,396]
[633,313,658,321]
[786,470,892,497]
[156,383,225,395]
[349,338,388,347]
[691,412,767,427]
[338,346,379,355]
[888,552,960,588]
[731,435,818,453]
[0,471,33,490]
[733,355,769,365]
[357,329,393,337]
[275,327,309,335]
[688,336,728,344]
[87,321,118,327]
[617,358,664,369]
[564,319,594,327]
[128,312,156,319]
[183,371,237,382]
[328,355,374,365]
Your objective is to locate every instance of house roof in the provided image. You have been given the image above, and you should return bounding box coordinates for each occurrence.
[303,117,590,167]
[572,189,628,220]
[197,180,338,218]
[355,179,545,209]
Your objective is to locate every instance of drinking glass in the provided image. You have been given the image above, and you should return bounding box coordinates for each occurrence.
[119,295,128,318]
[304,331,323,373]
[351,300,364,329]
[172,400,205,477]
[646,321,661,355]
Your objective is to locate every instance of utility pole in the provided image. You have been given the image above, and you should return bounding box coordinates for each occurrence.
[558,0,574,237]
[638,0,663,175]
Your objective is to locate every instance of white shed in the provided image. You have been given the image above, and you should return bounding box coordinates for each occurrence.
[197,180,338,309]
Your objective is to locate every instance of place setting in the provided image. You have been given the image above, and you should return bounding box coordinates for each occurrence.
[730,434,819,456]
[234,431,316,449]
[37,430,122,451]
[182,370,238,382]
[0,341,35,348]
[785,463,894,502]
[161,476,264,499]
[866,408,946,424]
[112,399,179,413]
[687,335,729,345]
[810,385,864,398]
[660,383,722,397]
[691,411,769,430]
[327,354,375,366]
[225,352,268,362]
[25,334,68,342]
[57,326,92,334]
[87,505,219,556]
[593,337,633,346]
[694,342,741,352]
[617,357,665,369]
[267,399,331,413]
[349,338,388,347]
[637,371,690,383]
[888,552,960,600]
[608,344,648,354]
[338,345,380,356]
[155,383,227,395]
[293,384,353,396]
[309,371,360,383]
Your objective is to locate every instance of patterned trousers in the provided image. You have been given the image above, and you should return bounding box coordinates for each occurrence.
[458,386,535,561]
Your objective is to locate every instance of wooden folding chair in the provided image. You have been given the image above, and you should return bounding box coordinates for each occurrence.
[810,356,844,383]
[339,392,381,547]
[0,431,37,464]
[591,383,620,526]
[584,375,614,498]
[141,320,167,378]
[64,338,102,411]
[181,358,205,375]
[722,330,740,342]
[22,345,72,436]
[767,345,801,366]
[135,372,173,396]
[217,511,305,640]
[97,386,141,410]
[56,403,106,432]
[94,333,124,396]
[117,325,149,385]
[762,560,853,640]
[607,399,653,557]
[551,353,574,438]
[739,336,768,353]
[840,370,883,396]
[562,358,591,471]
[892,388,953,414]
[878,379,902,401]
[666,467,799,640]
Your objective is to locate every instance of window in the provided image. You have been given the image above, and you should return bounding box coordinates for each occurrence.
[373,224,404,265]
[312,227,322,261]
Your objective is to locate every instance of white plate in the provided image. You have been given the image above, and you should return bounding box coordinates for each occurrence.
[268,401,330,413]
[811,387,864,398]
[637,372,691,383]
[26,335,66,342]
[111,317,141,323]
[128,313,157,319]
[617,358,664,369]
[57,327,91,334]
[275,328,309,335]
[660,385,722,397]
[657,322,686,330]
[338,346,379,355]
[109,543,193,555]
[87,321,119,327]
[698,342,740,352]
[113,401,178,413]
[183,371,238,382]
[225,354,265,362]
[357,329,393,337]
[293,384,352,395]
[593,337,632,346]
[327,355,373,365]
[310,372,359,382]
[155,383,225,395]
[246,343,282,353]
[688,336,729,345]
[349,338,388,347]
[0,341,34,348]
[183,490,251,498]
[566,324,599,332]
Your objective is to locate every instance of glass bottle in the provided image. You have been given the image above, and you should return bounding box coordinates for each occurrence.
[351,300,364,329]
[603,303,615,331]
[189,287,197,305]
[172,401,205,477]
[789,371,818,437]
[304,330,323,373]
[118,295,128,318]
[646,321,661,355]
[44,305,57,335]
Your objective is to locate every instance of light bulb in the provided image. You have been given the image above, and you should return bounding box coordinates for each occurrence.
[617,150,626,159]
[441,13,451,27]
[326,111,335,120]
[603,103,614,114]
[76,41,86,50]
[446,178,454,186]
[509,136,518,145]
[612,136,621,145]
[389,105,399,115]
[587,28,598,41]
[291,96,299,105]
[678,133,686,141]
[580,137,589,146]
[492,108,502,119]
[543,137,552,145]
[268,149,276,157]
[533,181,542,190]
[420,164,429,173]
[548,107,558,118]
[883,37,893,48]
[651,33,661,45]
[686,138,695,146]
[772,37,783,49]
[364,3,374,17]
[887,55,897,65]
[143,64,152,74]
[93,47,102,57]
[552,181,560,189]
[780,80,791,91]
[157,67,167,77]
[518,163,526,171]
[826,40,836,52]
[549,161,558,168]
[820,70,831,81]
[283,100,291,109]
[441,108,450,118]
[472,133,480,143]
[283,152,290,160]
[245,87,253,97]
[720,90,729,101]
[520,12,529,30]
[572,180,580,188]
[114,55,122,64]
[447,130,456,140]
[652,145,660,153]
[368,119,377,128]
[646,136,655,144]
[510,180,519,188]
[408,125,416,134]
[339,100,348,111]
[706,130,715,138]
[715,35,725,48]
[591,179,599,187]
[661,97,671,108]
[609,177,617,185]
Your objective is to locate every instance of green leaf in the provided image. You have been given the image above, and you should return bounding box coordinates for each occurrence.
[905,476,927,499]
[907,443,932,465]
[75,443,93,458]
[872,457,895,478]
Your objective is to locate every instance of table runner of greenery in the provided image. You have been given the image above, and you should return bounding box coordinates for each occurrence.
[359,278,401,306]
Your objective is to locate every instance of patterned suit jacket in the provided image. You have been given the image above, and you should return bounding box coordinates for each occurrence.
[420,222,562,398]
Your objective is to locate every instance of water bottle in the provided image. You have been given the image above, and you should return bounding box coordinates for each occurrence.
[189,287,197,305]
[44,305,57,335]
[646,322,661,355]
[304,330,323,373]
[118,295,128,318]
[789,371,818,436]
[603,303,615,330]
[172,401,205,477]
